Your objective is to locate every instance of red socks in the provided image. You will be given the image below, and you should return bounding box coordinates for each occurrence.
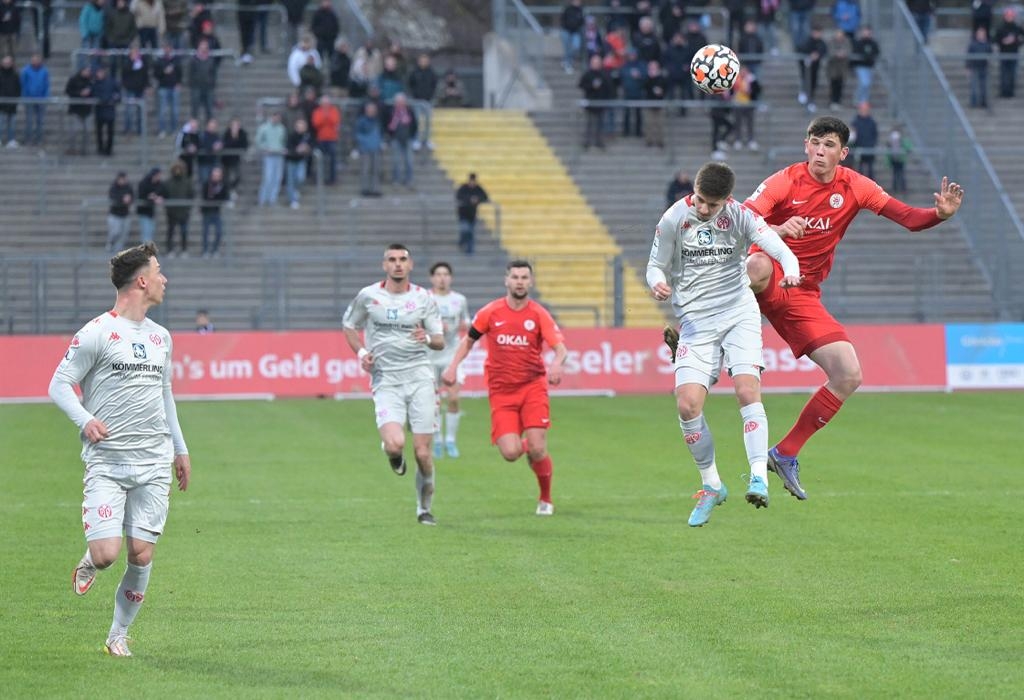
[777,386,844,457]
[522,438,553,503]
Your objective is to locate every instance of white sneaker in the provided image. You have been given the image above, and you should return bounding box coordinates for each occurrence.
[241,53,253,65]
[807,102,817,113]
[411,139,422,151]
[733,140,743,150]
[426,141,435,150]
[747,140,759,151]
[104,634,132,657]
[797,92,808,105]
[73,552,96,596]
[6,139,17,148]
[716,140,729,151]
[290,201,299,209]
[536,500,554,516]
[711,149,727,161]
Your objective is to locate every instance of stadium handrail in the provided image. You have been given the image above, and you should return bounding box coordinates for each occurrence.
[78,196,235,257]
[15,1,45,48]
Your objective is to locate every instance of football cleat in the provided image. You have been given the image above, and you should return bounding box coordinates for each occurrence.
[73,552,97,596]
[688,483,728,527]
[535,500,554,516]
[104,635,132,657]
[417,512,437,526]
[432,441,443,459]
[445,441,460,458]
[745,475,769,509]
[388,454,407,476]
[767,446,807,500]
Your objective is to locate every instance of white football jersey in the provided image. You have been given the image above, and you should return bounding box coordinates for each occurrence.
[429,289,471,367]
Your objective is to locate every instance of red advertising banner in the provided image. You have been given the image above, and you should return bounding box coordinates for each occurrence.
[0,325,947,401]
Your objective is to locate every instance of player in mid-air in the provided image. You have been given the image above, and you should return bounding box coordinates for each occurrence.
[441,260,567,516]
[49,242,192,657]
[648,162,802,527]
[343,243,445,525]
[744,116,965,499]
[428,261,471,459]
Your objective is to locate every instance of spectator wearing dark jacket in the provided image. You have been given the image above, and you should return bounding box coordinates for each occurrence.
[107,172,134,251]
[196,117,223,183]
[153,43,181,136]
[643,60,668,149]
[189,40,217,121]
[136,166,166,243]
[355,101,382,197]
[221,117,248,194]
[200,166,229,256]
[92,66,120,155]
[619,49,645,137]
[0,54,19,146]
[407,53,438,150]
[163,0,188,48]
[311,0,340,62]
[967,26,993,108]
[849,101,878,179]
[105,0,138,80]
[797,26,827,109]
[384,93,417,187]
[164,159,193,255]
[455,173,488,254]
[851,25,879,105]
[993,8,1024,98]
[121,47,149,135]
[65,66,93,154]
[175,117,200,176]
[284,118,312,207]
[0,0,21,60]
[737,20,765,77]
[237,0,260,62]
[281,0,308,49]
[329,38,352,93]
[666,170,694,208]
[559,0,585,72]
[579,54,612,149]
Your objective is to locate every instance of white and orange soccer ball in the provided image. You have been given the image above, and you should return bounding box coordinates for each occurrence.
[690,44,741,95]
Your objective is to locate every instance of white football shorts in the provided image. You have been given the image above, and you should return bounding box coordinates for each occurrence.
[373,379,439,434]
[673,304,764,390]
[82,462,172,543]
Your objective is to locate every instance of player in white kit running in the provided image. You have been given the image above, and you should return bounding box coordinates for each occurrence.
[343,243,445,525]
[646,162,801,527]
[428,261,471,459]
[49,243,192,657]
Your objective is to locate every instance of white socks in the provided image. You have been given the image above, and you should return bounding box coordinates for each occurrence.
[110,561,151,639]
[680,414,722,489]
[740,402,769,481]
[444,411,460,444]
[416,470,435,515]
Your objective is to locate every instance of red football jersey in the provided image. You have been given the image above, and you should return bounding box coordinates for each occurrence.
[472,298,564,393]
[744,162,890,288]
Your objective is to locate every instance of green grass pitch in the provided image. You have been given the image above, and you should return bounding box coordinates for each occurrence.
[1,392,1021,698]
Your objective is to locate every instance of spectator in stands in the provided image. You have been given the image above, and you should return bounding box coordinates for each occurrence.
[196,117,222,184]
[973,0,995,36]
[175,117,199,175]
[738,20,765,78]
[349,38,383,98]
[136,166,166,243]
[851,25,879,106]
[681,18,708,69]
[132,0,165,50]
[579,54,610,150]
[329,38,352,95]
[255,5,270,54]
[78,0,105,68]
[455,173,488,255]
[311,0,340,64]
[387,40,409,80]
[643,60,667,149]
[797,25,826,111]
[64,66,93,154]
[105,0,138,81]
[385,92,417,188]
[436,68,466,107]
[560,0,584,73]
[282,0,308,51]
[581,15,603,62]
[121,46,149,135]
[849,101,878,180]
[20,53,49,146]
[732,65,760,150]
[288,35,321,88]
[195,309,214,333]
[189,40,216,121]
[299,85,318,126]
[284,117,312,208]
[221,116,248,196]
[163,0,187,48]
[36,0,52,59]
[377,54,403,101]
[311,94,340,185]
[164,159,192,255]
[106,172,134,252]
[620,48,644,137]
[187,3,212,49]
[628,0,652,35]
[200,166,228,257]
[709,91,734,160]
[355,101,382,197]
[237,0,259,64]
[906,0,935,44]
[299,54,324,96]
[832,0,861,41]
[92,65,119,155]
[826,28,851,110]
[604,0,629,34]
[0,0,19,61]
[757,0,780,55]
[408,53,438,150]
[967,26,993,109]
[724,0,747,47]
[661,33,689,113]
[0,54,18,147]
[256,111,286,205]
[787,0,814,52]
[886,123,911,194]
[281,90,301,132]
[196,20,223,71]
[633,16,661,64]
[153,42,180,137]
[993,8,1023,98]
[659,1,685,45]
[665,169,694,208]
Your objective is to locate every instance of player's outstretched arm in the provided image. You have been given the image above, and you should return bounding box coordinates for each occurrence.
[442,335,476,386]
[547,342,568,386]
[934,176,965,220]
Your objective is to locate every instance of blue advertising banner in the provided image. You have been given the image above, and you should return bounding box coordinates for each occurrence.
[945,324,1024,389]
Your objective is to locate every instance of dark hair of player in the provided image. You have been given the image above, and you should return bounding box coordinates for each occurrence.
[807,116,850,147]
[506,259,533,274]
[110,242,158,290]
[694,162,735,201]
[385,243,409,255]
[430,261,452,275]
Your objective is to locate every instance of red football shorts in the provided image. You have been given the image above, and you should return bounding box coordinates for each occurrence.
[488,377,551,443]
[756,259,849,358]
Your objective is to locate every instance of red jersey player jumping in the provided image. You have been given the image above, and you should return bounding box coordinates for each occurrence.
[743,116,965,500]
[442,260,568,516]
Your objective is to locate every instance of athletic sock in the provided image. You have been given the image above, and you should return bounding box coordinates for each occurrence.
[740,402,769,481]
[777,386,844,457]
[110,561,151,638]
[528,454,553,503]
[444,411,460,444]
[416,470,435,515]
[680,414,721,489]
[433,430,442,446]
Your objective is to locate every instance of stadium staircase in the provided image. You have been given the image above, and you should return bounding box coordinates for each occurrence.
[430,108,663,327]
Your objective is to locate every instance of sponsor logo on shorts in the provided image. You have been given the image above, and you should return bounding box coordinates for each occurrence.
[83,522,91,532]
[124,590,144,603]
[97,504,113,519]
[744,420,759,433]
[685,432,701,444]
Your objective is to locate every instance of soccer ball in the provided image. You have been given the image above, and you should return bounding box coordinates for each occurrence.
[690,44,741,95]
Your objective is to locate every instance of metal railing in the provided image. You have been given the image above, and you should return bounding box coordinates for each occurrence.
[493,0,548,108]
[15,1,45,49]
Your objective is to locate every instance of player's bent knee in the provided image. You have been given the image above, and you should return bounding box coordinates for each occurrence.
[746,253,772,293]
[676,397,703,421]
[497,446,520,462]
